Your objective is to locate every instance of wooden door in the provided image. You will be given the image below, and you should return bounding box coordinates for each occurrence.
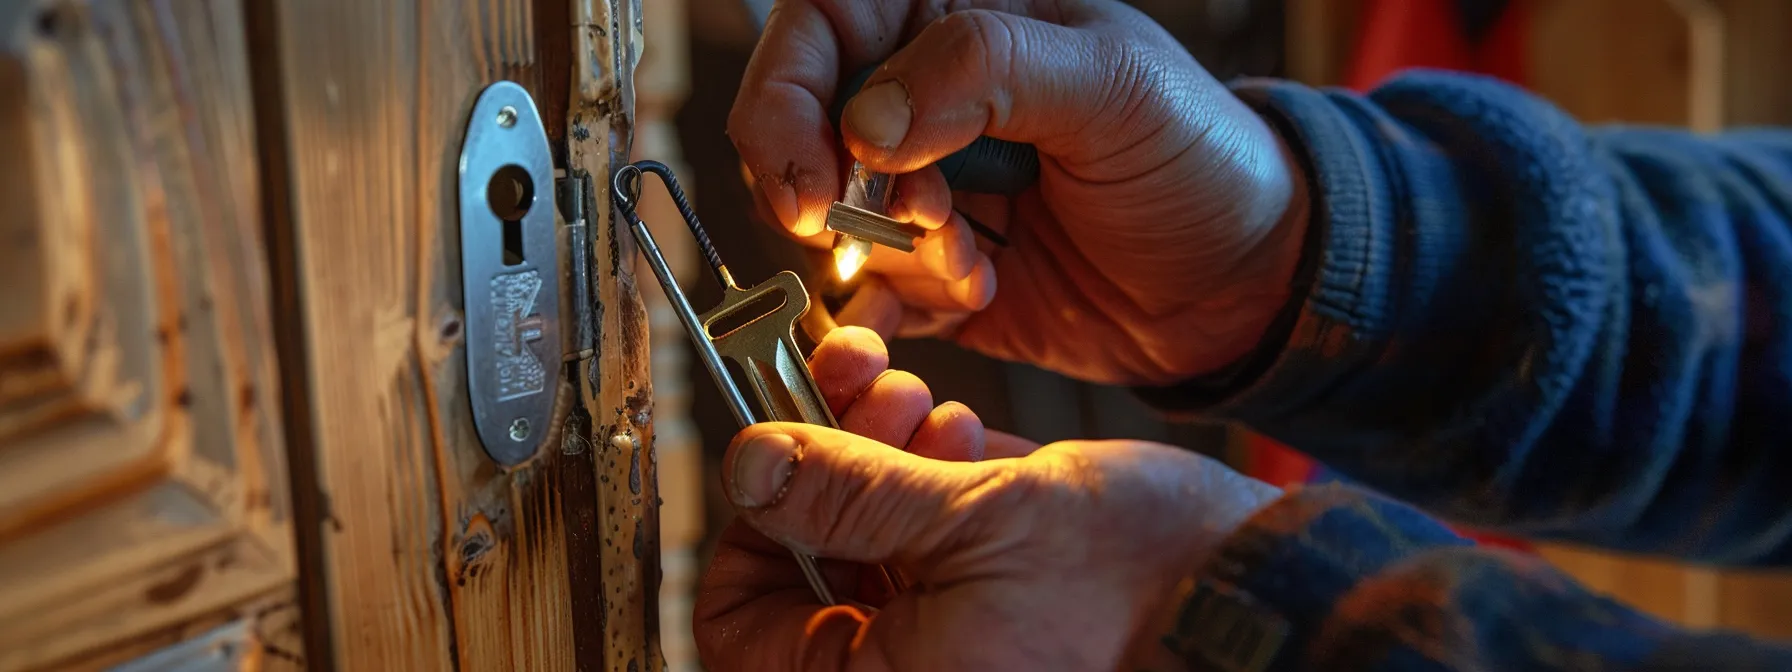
[255,0,662,668]
[1,0,665,669]
[0,1,301,669]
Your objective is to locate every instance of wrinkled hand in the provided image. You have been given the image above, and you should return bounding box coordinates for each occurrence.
[694,327,1282,670]
[731,0,1310,385]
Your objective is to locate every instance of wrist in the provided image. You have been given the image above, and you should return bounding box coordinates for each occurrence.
[1120,464,1285,670]
[1120,503,1288,671]
[1233,129,1314,362]
[1120,574,1294,672]
[1168,122,1316,384]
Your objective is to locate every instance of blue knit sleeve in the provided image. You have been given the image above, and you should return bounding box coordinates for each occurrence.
[1138,70,1792,566]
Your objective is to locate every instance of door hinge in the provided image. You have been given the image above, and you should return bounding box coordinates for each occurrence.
[557,170,597,366]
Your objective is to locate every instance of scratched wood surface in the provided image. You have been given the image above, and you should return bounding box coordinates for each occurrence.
[263,0,655,668]
[631,1,702,669]
[567,1,667,670]
[0,0,297,669]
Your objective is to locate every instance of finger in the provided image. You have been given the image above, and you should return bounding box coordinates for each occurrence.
[807,326,890,415]
[729,1,913,236]
[704,522,863,605]
[833,275,903,340]
[908,401,985,462]
[953,191,1016,257]
[869,217,979,281]
[840,9,1135,173]
[722,423,995,568]
[889,166,952,231]
[839,371,934,448]
[695,522,871,671]
[788,217,981,283]
[984,429,1043,459]
[897,308,971,339]
[882,255,997,312]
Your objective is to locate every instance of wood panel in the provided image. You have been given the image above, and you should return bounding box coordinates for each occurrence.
[54,588,306,672]
[0,0,296,669]
[1712,0,1792,126]
[568,0,667,669]
[1284,0,1361,87]
[632,1,702,670]
[262,0,656,668]
[1527,0,1696,125]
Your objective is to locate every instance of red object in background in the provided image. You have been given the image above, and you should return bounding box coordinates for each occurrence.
[1246,0,1535,553]
[1343,0,1530,90]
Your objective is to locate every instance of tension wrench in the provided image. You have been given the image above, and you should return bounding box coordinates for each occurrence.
[611,160,907,608]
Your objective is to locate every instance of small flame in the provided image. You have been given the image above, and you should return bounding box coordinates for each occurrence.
[833,237,871,281]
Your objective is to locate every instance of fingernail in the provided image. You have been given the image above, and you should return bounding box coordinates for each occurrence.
[844,80,912,149]
[950,256,997,309]
[760,179,802,233]
[732,433,799,508]
[837,276,903,339]
[922,222,975,280]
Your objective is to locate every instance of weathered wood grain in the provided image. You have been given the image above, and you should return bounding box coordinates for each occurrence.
[1283,0,1361,87]
[568,0,666,670]
[53,588,306,672]
[632,1,701,669]
[266,0,653,668]
[0,1,295,669]
[268,0,460,665]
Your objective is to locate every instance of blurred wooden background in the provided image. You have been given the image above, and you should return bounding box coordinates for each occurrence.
[2,0,659,670]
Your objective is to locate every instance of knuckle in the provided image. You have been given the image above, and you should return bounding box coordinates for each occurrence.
[813,454,902,550]
[953,463,1037,513]
[1030,442,1102,489]
[1096,39,1166,115]
[935,9,1017,73]
[866,369,929,403]
[939,462,1063,554]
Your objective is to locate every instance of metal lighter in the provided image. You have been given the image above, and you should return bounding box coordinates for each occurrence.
[611,160,907,608]
[827,162,924,281]
[824,66,1043,280]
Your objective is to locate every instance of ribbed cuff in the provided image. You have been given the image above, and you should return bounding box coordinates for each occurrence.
[1134,78,1398,424]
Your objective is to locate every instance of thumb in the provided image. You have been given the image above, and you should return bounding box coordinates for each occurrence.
[723,422,995,569]
[838,8,1158,173]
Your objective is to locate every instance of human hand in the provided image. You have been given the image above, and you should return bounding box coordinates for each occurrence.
[730,0,1311,386]
[694,327,1283,670]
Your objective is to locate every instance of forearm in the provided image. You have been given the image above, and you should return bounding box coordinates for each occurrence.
[1140,71,1792,564]
[1126,485,1792,671]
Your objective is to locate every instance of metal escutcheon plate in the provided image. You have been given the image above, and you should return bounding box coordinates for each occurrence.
[458,82,560,466]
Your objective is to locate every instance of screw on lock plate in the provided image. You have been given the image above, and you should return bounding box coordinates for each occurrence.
[457,82,561,466]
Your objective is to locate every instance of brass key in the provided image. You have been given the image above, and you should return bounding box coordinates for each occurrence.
[612,161,907,607]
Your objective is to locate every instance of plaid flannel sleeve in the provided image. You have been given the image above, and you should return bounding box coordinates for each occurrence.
[1173,484,1792,670]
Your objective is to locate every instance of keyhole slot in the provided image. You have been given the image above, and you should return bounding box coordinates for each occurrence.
[706,288,788,340]
[487,164,534,266]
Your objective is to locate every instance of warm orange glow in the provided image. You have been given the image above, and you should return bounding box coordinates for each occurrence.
[833,237,871,281]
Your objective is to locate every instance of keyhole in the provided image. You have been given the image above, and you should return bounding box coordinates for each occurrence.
[487,164,533,266]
